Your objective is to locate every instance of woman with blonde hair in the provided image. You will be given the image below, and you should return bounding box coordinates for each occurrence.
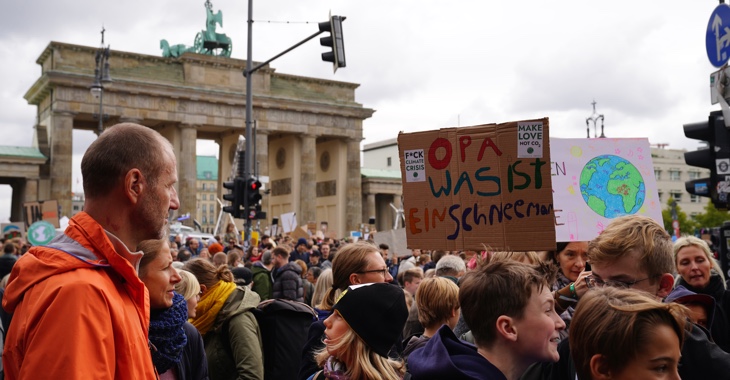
[175,269,202,318]
[673,235,730,351]
[570,287,689,380]
[308,283,408,380]
[184,258,264,380]
[299,241,394,380]
[311,268,333,319]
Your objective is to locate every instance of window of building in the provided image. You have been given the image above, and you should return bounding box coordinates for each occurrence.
[202,183,207,191]
[202,204,207,212]
[387,157,392,167]
[690,194,702,203]
[202,216,207,224]
[669,170,681,181]
[657,191,663,202]
[688,171,700,180]
[654,169,661,181]
[670,191,682,202]
[202,194,207,201]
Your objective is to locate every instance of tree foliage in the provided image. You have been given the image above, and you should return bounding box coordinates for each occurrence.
[661,198,698,236]
[694,201,730,229]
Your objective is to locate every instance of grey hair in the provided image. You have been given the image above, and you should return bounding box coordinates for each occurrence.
[435,255,467,277]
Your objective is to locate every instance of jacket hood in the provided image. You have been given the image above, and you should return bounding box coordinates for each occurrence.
[214,286,261,329]
[667,285,716,330]
[408,325,506,379]
[3,212,143,314]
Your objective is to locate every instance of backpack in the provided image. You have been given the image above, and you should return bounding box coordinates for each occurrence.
[252,298,317,380]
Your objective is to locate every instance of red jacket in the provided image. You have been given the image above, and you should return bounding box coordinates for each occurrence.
[2,212,157,380]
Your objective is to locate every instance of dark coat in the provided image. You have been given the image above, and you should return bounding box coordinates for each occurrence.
[272,262,304,302]
[677,274,730,352]
[172,322,209,380]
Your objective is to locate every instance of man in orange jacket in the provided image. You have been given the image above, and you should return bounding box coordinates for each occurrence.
[3,123,180,379]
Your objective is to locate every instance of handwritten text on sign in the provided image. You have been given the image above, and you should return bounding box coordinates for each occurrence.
[398,119,555,251]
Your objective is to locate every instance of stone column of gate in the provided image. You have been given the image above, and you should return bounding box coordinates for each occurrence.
[179,124,198,227]
[255,129,269,218]
[299,133,317,225]
[346,138,363,233]
[50,111,74,217]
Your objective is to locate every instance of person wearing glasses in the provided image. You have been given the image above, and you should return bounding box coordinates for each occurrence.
[672,236,730,352]
[298,241,394,380]
[522,215,730,380]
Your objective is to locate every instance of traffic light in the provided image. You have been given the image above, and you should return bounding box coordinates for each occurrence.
[684,110,730,209]
[245,178,263,219]
[222,178,244,218]
[319,15,346,72]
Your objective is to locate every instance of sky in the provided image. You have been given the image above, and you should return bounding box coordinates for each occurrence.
[0,0,723,222]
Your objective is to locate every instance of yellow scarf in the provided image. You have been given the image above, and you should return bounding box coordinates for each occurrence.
[190,280,237,336]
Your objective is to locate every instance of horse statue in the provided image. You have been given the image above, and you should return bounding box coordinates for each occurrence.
[160,39,196,58]
[159,0,232,58]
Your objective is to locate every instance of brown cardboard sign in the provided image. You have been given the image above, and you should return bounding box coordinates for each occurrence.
[23,200,60,229]
[397,118,555,251]
[291,226,310,241]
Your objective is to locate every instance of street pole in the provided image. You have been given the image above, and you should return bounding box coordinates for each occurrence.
[243,0,254,243]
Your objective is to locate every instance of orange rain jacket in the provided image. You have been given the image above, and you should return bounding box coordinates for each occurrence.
[2,212,157,380]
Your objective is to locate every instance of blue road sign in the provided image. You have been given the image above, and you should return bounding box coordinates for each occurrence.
[707,4,730,67]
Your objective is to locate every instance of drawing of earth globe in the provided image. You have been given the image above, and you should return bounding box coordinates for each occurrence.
[579,154,645,218]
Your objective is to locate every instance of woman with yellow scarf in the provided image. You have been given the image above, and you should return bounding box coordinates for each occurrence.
[184,258,264,380]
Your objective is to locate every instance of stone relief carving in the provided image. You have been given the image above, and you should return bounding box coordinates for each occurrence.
[316,180,336,197]
[271,178,291,196]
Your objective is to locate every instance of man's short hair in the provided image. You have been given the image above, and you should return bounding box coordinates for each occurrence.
[403,268,424,284]
[588,215,675,280]
[379,243,389,250]
[417,277,460,328]
[262,250,273,266]
[459,261,555,347]
[435,255,466,277]
[177,248,191,262]
[272,246,289,259]
[81,123,173,198]
[3,242,15,254]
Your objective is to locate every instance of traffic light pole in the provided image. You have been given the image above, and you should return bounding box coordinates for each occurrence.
[241,2,345,244]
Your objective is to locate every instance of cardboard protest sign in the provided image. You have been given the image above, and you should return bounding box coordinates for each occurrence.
[398,118,555,251]
[373,228,410,259]
[1,223,25,239]
[290,226,310,241]
[280,212,297,233]
[23,200,60,228]
[551,138,662,242]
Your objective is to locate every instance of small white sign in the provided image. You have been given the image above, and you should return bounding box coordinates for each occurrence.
[404,149,426,182]
[717,158,730,175]
[517,121,544,158]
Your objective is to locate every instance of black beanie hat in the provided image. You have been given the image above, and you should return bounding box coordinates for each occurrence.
[332,283,408,357]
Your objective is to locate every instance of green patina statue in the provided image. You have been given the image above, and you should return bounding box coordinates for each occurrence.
[160,0,232,58]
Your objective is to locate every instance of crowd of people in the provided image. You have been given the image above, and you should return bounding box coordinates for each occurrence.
[1,123,730,379]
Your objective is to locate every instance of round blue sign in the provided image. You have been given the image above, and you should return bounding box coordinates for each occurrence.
[707,4,730,67]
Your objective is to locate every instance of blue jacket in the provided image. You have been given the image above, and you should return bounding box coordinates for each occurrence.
[408,325,506,380]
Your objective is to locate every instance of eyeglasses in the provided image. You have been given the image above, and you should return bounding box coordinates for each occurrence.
[356,268,389,277]
[585,274,660,289]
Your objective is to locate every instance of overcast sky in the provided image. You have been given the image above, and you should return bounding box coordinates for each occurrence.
[0,0,722,222]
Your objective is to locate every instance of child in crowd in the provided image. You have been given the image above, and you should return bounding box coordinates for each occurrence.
[570,287,688,380]
[403,276,460,360]
[408,261,565,380]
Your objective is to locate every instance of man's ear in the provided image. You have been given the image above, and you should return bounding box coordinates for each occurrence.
[656,273,675,299]
[590,354,612,380]
[495,315,517,342]
[349,273,362,285]
[125,168,144,204]
[200,284,208,294]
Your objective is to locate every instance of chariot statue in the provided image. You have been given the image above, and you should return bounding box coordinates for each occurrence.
[161,0,232,58]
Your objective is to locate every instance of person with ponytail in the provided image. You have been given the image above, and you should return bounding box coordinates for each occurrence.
[138,238,208,380]
[183,258,264,380]
[298,241,395,380]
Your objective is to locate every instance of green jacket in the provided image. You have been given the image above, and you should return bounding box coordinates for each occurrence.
[251,263,273,301]
[204,286,263,380]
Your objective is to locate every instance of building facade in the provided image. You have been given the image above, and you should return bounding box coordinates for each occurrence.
[651,146,709,217]
[196,156,218,233]
[22,41,373,236]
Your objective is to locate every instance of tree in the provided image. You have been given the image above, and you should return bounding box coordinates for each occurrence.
[694,201,730,229]
[661,198,698,236]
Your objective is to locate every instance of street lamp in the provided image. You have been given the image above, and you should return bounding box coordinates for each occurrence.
[585,100,605,138]
[90,27,112,136]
